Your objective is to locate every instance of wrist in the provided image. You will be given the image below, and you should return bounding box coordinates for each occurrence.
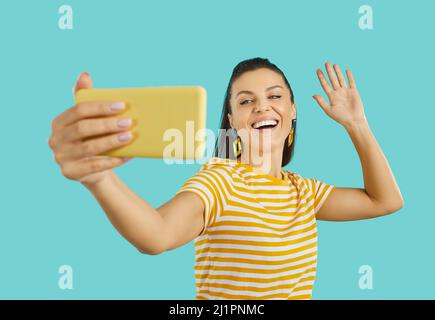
[343,119,370,133]
[81,171,116,193]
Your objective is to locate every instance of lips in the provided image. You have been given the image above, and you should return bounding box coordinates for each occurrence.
[251,118,279,130]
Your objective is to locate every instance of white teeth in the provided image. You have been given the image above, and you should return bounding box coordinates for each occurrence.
[252,120,278,129]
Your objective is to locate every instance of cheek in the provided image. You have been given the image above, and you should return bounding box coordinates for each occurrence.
[277,103,291,117]
[276,105,292,133]
[233,110,251,128]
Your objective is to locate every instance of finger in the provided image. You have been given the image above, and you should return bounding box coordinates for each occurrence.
[60,116,133,142]
[316,69,332,95]
[73,72,93,99]
[68,130,134,160]
[62,156,126,181]
[54,101,126,128]
[333,64,347,88]
[346,69,357,89]
[312,95,331,114]
[325,61,340,90]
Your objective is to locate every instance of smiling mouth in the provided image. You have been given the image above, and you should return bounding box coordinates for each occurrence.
[251,119,279,131]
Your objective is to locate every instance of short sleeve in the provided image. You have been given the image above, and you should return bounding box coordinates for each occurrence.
[175,164,220,236]
[303,177,336,214]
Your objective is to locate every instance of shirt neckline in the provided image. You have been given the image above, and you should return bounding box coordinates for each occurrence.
[208,157,291,185]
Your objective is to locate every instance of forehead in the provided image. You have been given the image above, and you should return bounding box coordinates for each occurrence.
[231,68,285,95]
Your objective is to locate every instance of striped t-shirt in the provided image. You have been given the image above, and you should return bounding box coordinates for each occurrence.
[175,156,335,300]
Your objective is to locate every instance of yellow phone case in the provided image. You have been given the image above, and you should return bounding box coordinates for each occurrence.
[75,86,207,160]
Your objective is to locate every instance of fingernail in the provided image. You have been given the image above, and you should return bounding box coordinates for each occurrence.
[118,131,132,142]
[117,118,132,128]
[111,102,125,111]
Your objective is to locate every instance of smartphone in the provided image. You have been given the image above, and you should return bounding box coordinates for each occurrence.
[75,86,207,160]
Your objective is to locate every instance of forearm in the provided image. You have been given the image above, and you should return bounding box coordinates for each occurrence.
[345,120,404,210]
[83,171,166,254]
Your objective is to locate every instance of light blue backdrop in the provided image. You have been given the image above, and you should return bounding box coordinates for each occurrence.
[0,0,433,299]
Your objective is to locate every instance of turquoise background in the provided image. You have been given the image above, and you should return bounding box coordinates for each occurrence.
[0,0,433,299]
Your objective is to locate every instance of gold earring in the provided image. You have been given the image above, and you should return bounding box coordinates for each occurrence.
[233,136,242,158]
[288,118,297,147]
[287,130,294,147]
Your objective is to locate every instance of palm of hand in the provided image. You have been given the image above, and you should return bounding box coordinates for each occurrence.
[313,62,367,128]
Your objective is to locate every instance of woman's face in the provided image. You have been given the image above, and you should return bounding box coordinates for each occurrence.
[228,68,296,156]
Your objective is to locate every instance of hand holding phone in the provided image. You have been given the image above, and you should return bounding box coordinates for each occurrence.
[48,72,135,187]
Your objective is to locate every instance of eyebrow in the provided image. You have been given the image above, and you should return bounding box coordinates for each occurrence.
[236,85,283,97]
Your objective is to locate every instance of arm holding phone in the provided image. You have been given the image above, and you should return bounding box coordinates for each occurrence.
[48,72,204,255]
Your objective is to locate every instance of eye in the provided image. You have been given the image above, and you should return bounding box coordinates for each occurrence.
[240,99,253,105]
[270,95,281,99]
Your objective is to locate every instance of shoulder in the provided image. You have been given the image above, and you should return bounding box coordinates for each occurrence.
[282,170,316,195]
[183,157,236,186]
[203,156,238,167]
[285,170,334,200]
[282,169,303,184]
[198,157,239,174]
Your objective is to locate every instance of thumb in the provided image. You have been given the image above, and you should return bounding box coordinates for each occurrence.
[312,95,331,114]
[73,71,93,100]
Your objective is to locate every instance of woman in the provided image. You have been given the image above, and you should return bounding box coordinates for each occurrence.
[48,58,404,300]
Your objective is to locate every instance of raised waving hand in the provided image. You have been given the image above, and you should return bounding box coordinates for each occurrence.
[313,62,367,129]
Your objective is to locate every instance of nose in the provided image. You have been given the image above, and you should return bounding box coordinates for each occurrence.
[253,100,272,113]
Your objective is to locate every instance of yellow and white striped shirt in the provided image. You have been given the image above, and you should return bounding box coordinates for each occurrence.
[175,156,335,300]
